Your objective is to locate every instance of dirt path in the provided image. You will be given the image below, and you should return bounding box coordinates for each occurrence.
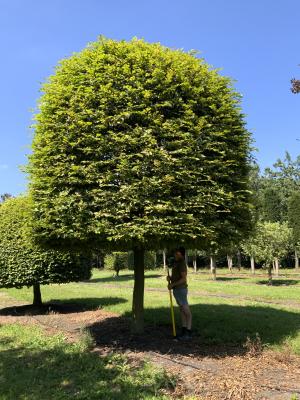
[1,292,300,400]
[84,281,300,309]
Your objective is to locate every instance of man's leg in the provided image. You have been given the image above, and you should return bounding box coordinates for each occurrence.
[182,305,192,330]
[179,305,187,329]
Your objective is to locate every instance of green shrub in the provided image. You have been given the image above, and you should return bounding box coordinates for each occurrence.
[105,251,158,272]
[113,252,129,274]
[128,251,157,270]
[0,196,91,304]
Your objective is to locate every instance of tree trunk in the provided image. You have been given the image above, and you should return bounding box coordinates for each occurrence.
[210,256,217,280]
[185,251,189,267]
[33,283,42,306]
[237,250,242,271]
[193,251,197,272]
[250,256,255,275]
[227,255,233,272]
[267,264,272,285]
[163,249,167,270]
[295,250,299,270]
[99,254,105,269]
[131,247,145,334]
[274,257,279,277]
[272,260,276,273]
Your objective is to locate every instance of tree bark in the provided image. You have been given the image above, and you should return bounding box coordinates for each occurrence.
[185,251,189,267]
[163,249,167,270]
[295,250,299,270]
[274,257,279,277]
[227,255,233,272]
[250,256,255,275]
[210,256,217,280]
[193,251,197,272]
[131,247,145,334]
[237,250,242,270]
[267,264,272,285]
[99,253,105,269]
[33,283,42,306]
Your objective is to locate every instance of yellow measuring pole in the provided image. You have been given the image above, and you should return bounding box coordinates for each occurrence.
[167,268,176,337]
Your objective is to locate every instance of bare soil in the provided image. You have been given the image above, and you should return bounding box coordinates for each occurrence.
[0,291,300,400]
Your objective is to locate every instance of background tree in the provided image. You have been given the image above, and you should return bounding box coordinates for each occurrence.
[291,78,300,93]
[28,38,252,332]
[0,193,12,203]
[244,221,292,283]
[261,184,284,222]
[0,197,91,305]
[113,252,128,276]
[288,191,300,269]
[263,152,300,222]
[241,232,259,274]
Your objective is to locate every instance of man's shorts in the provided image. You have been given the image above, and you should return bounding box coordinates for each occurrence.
[173,287,188,306]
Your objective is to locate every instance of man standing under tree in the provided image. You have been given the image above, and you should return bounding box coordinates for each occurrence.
[167,247,192,340]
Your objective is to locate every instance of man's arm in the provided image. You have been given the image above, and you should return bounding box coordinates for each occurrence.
[168,271,187,289]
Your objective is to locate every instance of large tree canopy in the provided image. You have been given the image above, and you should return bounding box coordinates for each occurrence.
[0,196,91,305]
[29,38,252,249]
[28,38,252,330]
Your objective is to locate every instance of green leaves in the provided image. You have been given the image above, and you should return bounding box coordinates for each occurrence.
[242,221,292,264]
[0,197,91,289]
[28,38,252,251]
[288,191,300,248]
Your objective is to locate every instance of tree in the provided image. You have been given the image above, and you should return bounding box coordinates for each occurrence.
[291,78,300,93]
[28,38,252,332]
[0,197,91,305]
[261,184,285,222]
[242,222,292,284]
[113,252,128,276]
[0,193,12,203]
[288,191,300,269]
[263,152,300,222]
[241,232,258,274]
[192,249,198,272]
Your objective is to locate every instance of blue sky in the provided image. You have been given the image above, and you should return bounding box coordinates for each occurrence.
[0,0,299,195]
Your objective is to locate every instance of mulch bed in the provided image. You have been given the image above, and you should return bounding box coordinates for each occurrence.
[1,294,300,400]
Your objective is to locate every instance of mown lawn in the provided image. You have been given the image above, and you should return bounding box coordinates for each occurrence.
[0,324,172,400]
[2,268,300,354]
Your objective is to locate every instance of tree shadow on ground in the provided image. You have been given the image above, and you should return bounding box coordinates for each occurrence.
[87,273,161,283]
[214,277,244,282]
[0,336,166,400]
[88,303,300,358]
[0,297,127,316]
[257,279,300,286]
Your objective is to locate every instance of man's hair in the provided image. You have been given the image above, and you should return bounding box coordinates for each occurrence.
[175,247,186,257]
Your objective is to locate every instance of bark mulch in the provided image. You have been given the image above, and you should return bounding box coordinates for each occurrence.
[0,292,300,400]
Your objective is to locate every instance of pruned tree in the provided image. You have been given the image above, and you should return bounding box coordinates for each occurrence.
[28,38,252,332]
[0,196,91,305]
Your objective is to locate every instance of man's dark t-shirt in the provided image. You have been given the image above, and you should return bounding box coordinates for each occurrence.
[171,259,188,289]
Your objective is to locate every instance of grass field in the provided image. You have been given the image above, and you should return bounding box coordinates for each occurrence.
[0,324,172,400]
[2,268,300,354]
